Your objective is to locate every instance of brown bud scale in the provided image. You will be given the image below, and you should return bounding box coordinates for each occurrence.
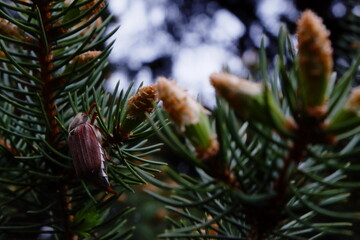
[126,84,158,119]
[70,51,102,66]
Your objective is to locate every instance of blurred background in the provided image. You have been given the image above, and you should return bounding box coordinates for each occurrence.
[103,1,360,239]
[105,0,359,108]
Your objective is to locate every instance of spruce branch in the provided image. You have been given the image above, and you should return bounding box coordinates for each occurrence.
[0,1,164,239]
[149,10,360,240]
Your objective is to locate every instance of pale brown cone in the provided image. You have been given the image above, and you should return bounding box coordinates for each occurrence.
[126,84,158,119]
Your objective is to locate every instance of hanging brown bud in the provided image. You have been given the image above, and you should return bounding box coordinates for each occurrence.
[119,85,159,139]
[297,10,333,111]
[68,108,117,194]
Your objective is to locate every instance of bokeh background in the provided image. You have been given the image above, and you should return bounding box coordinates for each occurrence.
[103,1,360,239]
[105,0,358,107]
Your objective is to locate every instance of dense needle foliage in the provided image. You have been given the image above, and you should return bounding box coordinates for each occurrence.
[0,1,360,240]
[0,1,163,239]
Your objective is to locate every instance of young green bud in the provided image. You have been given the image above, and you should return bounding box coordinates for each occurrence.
[210,72,295,134]
[119,84,159,139]
[297,10,333,111]
[326,86,360,134]
[156,77,218,159]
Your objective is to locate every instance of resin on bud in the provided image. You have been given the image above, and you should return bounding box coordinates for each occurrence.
[326,86,360,134]
[210,72,295,134]
[68,105,116,194]
[119,84,159,139]
[297,10,333,111]
[156,77,219,160]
